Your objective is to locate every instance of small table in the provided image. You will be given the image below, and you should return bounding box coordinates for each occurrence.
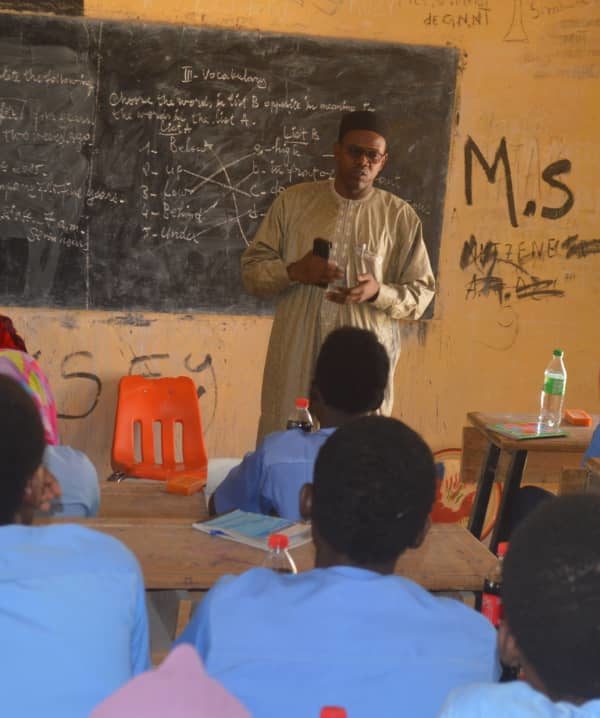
[47,519,496,592]
[99,480,208,521]
[585,457,600,492]
[467,412,597,552]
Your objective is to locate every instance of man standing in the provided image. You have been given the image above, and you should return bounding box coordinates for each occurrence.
[242,110,436,441]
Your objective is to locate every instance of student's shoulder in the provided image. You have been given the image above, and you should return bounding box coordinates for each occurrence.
[262,427,328,449]
[432,591,497,633]
[207,567,307,603]
[441,681,567,718]
[44,523,142,576]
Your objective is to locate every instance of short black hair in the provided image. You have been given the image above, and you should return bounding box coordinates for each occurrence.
[503,494,600,701]
[312,415,436,565]
[0,375,45,524]
[338,110,389,144]
[314,327,389,414]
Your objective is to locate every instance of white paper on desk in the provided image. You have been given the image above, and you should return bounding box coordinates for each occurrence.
[193,509,312,551]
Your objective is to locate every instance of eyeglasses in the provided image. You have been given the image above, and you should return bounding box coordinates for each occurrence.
[343,144,386,165]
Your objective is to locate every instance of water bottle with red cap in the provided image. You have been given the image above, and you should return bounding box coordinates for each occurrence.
[320,708,347,718]
[262,533,298,574]
[286,397,314,432]
[481,541,509,628]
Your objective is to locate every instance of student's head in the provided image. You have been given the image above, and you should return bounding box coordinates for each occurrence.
[0,375,48,525]
[301,415,436,573]
[310,327,389,426]
[334,111,388,199]
[500,494,600,703]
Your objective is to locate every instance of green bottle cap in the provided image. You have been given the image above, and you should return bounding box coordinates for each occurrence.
[553,349,564,357]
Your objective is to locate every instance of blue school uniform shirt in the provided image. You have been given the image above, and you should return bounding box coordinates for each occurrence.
[175,566,499,718]
[439,680,600,717]
[583,425,600,465]
[0,523,150,718]
[44,444,100,517]
[213,427,336,519]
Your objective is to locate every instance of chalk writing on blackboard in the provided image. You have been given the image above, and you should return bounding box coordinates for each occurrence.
[0,14,458,313]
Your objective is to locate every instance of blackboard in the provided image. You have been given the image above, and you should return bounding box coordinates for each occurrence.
[0,13,458,314]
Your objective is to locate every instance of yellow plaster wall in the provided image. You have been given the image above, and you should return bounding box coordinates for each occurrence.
[4,0,600,477]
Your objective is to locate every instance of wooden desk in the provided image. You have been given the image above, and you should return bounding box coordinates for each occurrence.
[53,520,496,592]
[587,457,600,475]
[99,480,208,521]
[467,412,598,552]
[585,458,600,493]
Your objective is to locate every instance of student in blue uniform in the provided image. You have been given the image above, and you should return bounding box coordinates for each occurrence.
[210,326,390,519]
[583,424,600,465]
[440,494,600,718]
[0,375,150,718]
[0,347,100,517]
[177,415,498,718]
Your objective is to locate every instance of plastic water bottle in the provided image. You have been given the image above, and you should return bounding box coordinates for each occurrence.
[262,533,297,574]
[286,397,313,432]
[538,349,567,428]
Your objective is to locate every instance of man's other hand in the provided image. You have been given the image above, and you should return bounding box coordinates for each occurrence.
[287,249,344,287]
[326,273,380,304]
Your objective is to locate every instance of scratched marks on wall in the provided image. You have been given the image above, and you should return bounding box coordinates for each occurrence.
[0,0,83,14]
[56,349,218,430]
[287,0,344,14]
[461,135,599,305]
[505,0,600,75]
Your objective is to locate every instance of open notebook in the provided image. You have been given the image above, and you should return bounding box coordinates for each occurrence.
[193,510,312,551]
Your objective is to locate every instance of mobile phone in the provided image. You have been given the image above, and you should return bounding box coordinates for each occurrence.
[312,238,331,259]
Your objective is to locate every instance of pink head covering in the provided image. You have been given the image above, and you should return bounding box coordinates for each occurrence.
[90,645,250,718]
[0,349,59,445]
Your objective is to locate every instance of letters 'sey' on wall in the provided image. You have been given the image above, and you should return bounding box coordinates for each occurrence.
[2,0,599,480]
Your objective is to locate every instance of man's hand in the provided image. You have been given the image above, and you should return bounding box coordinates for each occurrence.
[326,273,380,304]
[287,248,344,287]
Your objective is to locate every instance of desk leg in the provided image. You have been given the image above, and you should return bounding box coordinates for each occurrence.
[489,449,528,554]
[468,443,501,540]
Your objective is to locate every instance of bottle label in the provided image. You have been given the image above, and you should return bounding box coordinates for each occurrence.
[543,377,565,395]
[481,593,503,627]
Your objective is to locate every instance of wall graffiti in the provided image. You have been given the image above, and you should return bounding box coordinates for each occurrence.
[459,134,597,305]
[464,136,574,229]
[55,349,218,428]
[59,351,102,420]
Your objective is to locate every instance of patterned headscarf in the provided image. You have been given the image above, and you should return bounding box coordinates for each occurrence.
[0,349,59,445]
[0,315,27,352]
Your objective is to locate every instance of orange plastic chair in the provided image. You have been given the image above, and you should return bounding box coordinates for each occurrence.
[111,375,207,495]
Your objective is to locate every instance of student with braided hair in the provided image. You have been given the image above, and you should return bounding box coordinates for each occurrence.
[176,416,498,718]
[439,493,600,718]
